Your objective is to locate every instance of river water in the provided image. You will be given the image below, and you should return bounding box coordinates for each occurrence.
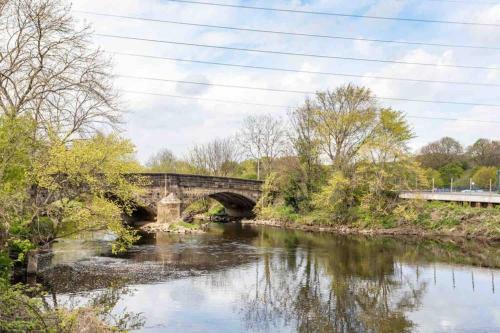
[38,223,500,333]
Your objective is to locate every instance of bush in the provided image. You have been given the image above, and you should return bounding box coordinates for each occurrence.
[207,203,225,216]
[258,204,300,223]
[472,166,497,189]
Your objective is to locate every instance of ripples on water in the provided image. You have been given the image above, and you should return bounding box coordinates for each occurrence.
[38,223,500,333]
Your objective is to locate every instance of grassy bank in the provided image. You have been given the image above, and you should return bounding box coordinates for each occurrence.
[252,201,500,241]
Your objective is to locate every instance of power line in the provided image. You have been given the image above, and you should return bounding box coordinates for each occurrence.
[407,0,500,5]
[111,51,500,88]
[121,89,500,124]
[117,74,500,107]
[121,90,289,108]
[96,34,500,71]
[164,0,500,27]
[76,10,500,51]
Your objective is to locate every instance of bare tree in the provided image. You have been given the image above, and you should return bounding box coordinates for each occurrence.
[188,137,239,176]
[466,139,500,167]
[289,99,321,192]
[311,84,378,173]
[0,0,120,142]
[146,149,178,172]
[417,137,464,169]
[238,114,287,179]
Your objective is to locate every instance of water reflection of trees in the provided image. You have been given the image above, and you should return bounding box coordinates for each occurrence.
[239,229,427,333]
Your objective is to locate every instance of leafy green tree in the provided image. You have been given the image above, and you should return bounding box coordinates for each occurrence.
[310,84,378,173]
[425,168,444,189]
[0,1,146,331]
[30,134,143,253]
[308,109,428,225]
[355,109,426,224]
[311,171,355,223]
[472,166,497,189]
[235,160,258,180]
[0,115,35,234]
[438,162,464,185]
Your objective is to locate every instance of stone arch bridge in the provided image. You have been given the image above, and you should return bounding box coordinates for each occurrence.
[132,173,263,223]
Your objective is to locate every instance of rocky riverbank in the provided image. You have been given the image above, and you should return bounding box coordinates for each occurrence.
[139,222,206,234]
[241,219,500,242]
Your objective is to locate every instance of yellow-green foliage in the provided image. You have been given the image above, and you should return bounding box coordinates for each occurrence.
[258,205,300,222]
[472,166,497,189]
[169,221,200,231]
[424,168,444,188]
[255,172,281,211]
[0,116,35,233]
[183,198,211,215]
[0,282,144,332]
[0,127,144,256]
[311,171,354,223]
[399,202,500,237]
[34,133,143,201]
[30,134,143,253]
[207,202,225,216]
[183,199,225,217]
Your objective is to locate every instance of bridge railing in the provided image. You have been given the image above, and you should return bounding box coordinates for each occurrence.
[410,178,499,194]
[133,173,263,189]
[413,187,498,193]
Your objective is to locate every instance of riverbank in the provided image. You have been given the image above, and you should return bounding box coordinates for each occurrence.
[241,219,500,242]
[250,201,500,242]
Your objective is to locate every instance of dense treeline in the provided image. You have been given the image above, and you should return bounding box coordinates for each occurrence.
[418,137,499,189]
[146,86,500,228]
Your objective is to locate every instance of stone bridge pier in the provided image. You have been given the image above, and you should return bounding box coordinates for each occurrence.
[136,173,262,224]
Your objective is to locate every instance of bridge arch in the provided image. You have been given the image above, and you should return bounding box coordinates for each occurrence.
[183,191,257,218]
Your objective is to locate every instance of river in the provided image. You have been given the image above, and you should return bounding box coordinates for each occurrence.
[38,223,500,333]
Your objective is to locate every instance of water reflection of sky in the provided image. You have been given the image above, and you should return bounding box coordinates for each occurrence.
[110,265,498,333]
[406,266,499,333]
[43,226,500,333]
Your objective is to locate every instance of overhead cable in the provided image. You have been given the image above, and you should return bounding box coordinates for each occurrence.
[95,34,500,71]
[117,75,500,107]
[164,0,500,27]
[75,11,500,51]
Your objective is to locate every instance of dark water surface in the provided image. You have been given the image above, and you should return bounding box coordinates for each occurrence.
[39,223,500,333]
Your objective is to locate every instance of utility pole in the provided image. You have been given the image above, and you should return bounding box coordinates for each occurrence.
[497,169,500,193]
[164,174,167,197]
[451,178,453,192]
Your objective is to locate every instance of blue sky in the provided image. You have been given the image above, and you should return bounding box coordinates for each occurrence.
[71,0,500,162]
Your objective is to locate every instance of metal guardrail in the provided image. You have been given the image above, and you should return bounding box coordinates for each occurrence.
[400,191,500,204]
[408,189,500,196]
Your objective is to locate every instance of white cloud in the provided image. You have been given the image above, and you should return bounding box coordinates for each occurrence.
[70,0,500,162]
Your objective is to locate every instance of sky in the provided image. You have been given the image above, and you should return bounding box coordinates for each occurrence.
[69,0,500,163]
